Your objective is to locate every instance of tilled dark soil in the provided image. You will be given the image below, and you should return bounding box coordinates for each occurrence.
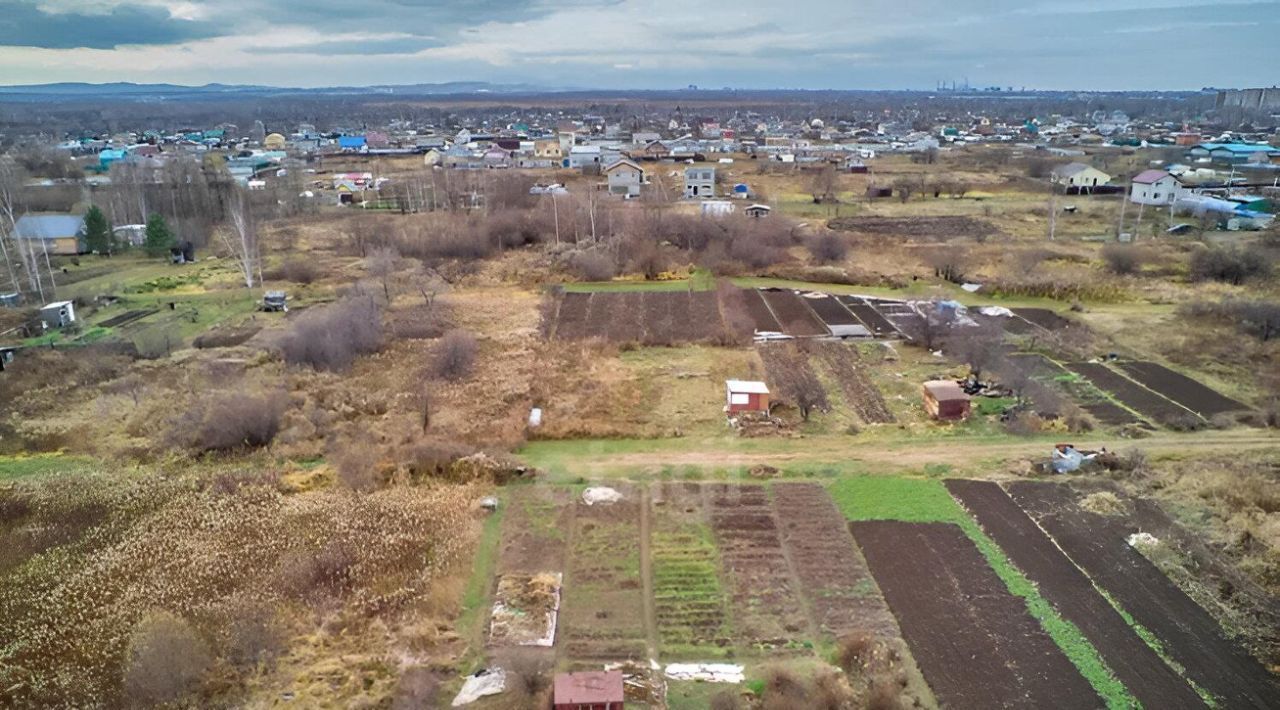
[743,288,782,333]
[1114,361,1248,417]
[947,479,1205,709]
[851,520,1100,710]
[803,294,862,327]
[1011,307,1079,331]
[1007,482,1280,709]
[1065,362,1201,427]
[759,289,828,336]
[836,295,896,335]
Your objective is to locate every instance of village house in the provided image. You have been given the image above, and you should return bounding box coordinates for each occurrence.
[603,158,644,197]
[684,166,715,198]
[1050,162,1112,189]
[534,138,562,160]
[633,140,671,160]
[10,214,85,255]
[1129,169,1187,205]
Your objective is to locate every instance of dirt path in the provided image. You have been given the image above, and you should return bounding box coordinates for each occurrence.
[544,433,1280,474]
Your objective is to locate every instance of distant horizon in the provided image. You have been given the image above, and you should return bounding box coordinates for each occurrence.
[1,1,1276,90]
[0,79,1246,94]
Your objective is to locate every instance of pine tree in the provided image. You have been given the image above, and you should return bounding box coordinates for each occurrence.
[83,205,112,254]
[143,213,175,258]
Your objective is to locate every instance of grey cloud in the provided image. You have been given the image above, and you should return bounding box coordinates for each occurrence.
[247,36,443,55]
[0,1,220,48]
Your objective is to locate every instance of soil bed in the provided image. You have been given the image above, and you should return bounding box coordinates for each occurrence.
[803,294,861,327]
[1114,361,1248,417]
[758,289,828,336]
[836,296,897,336]
[851,520,1100,710]
[1011,308,1078,331]
[828,215,999,240]
[1065,362,1200,427]
[742,288,783,333]
[705,483,809,651]
[946,479,1204,709]
[1007,482,1280,708]
[811,341,894,424]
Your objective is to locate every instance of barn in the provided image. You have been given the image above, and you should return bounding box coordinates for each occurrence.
[922,380,970,421]
[725,380,770,413]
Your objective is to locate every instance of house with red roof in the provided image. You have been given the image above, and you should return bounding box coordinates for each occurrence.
[553,670,624,710]
[1129,169,1187,206]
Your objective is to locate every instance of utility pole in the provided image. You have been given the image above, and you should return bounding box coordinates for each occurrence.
[1047,181,1057,241]
[1116,188,1129,239]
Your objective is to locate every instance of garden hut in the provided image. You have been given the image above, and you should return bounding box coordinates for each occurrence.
[922,380,970,421]
[725,380,770,413]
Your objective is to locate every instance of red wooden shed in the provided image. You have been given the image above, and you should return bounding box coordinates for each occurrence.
[725,379,771,413]
[553,670,624,710]
[922,380,971,421]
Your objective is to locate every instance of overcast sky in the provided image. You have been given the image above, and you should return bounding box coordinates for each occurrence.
[0,0,1276,90]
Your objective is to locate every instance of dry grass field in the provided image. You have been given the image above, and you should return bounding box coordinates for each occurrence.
[2,144,1278,707]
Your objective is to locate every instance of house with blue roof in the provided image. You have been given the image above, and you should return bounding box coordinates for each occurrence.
[9,214,86,255]
[1189,142,1280,163]
[339,135,367,152]
[98,149,127,169]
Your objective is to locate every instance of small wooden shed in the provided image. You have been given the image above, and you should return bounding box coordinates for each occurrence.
[553,670,624,710]
[922,380,971,421]
[725,380,770,413]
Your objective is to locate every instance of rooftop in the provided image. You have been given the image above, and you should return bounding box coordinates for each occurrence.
[553,671,624,705]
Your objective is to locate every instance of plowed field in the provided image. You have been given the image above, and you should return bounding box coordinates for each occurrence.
[851,520,1100,710]
[947,480,1205,709]
[1008,482,1280,708]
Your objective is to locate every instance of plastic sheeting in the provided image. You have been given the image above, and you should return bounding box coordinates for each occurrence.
[451,668,506,706]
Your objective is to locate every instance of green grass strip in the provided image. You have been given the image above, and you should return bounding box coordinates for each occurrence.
[831,476,1138,710]
[458,498,504,666]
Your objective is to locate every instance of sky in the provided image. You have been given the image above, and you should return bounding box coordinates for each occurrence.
[0,0,1276,90]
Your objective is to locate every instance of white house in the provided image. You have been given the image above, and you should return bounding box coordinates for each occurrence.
[1129,169,1187,206]
[1050,162,1112,189]
[684,166,715,198]
[568,145,602,169]
[603,159,644,197]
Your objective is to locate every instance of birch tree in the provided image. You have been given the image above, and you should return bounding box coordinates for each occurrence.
[222,188,262,289]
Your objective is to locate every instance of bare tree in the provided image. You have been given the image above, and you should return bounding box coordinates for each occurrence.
[945,321,1005,380]
[367,247,399,302]
[0,157,28,296]
[221,187,262,289]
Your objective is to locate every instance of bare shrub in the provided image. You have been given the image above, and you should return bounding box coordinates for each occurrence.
[330,431,381,492]
[1101,243,1145,275]
[168,390,287,453]
[223,600,286,669]
[276,257,319,284]
[710,689,743,709]
[837,631,877,674]
[392,666,440,709]
[922,247,969,283]
[431,330,478,381]
[761,666,808,710]
[280,296,383,371]
[805,232,849,264]
[508,655,552,699]
[122,612,211,707]
[275,540,356,600]
[568,250,616,281]
[1189,245,1272,285]
[192,324,259,349]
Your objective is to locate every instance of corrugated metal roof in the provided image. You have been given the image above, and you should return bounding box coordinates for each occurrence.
[12,214,84,240]
[726,379,770,394]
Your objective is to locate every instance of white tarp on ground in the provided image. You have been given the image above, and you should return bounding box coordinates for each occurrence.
[583,487,622,505]
[451,668,506,706]
[1127,532,1160,549]
[664,663,745,684]
[978,306,1014,317]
